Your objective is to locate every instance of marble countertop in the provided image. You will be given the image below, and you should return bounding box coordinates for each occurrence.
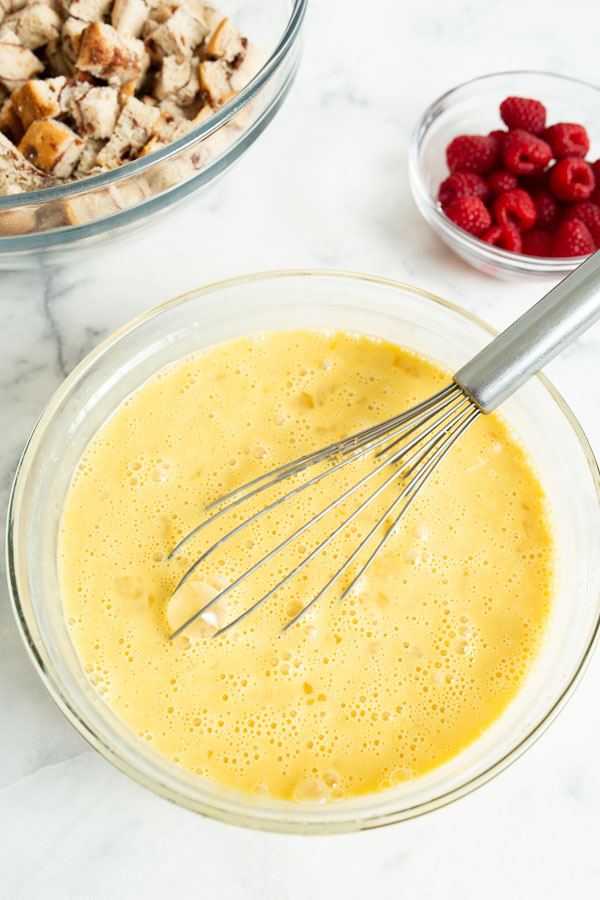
[2,0,600,896]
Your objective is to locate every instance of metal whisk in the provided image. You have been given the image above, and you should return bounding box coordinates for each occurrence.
[168,252,600,640]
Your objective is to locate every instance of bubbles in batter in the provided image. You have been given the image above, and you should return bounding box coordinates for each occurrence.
[60,329,557,802]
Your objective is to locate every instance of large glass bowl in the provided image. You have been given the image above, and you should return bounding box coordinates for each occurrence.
[0,0,307,269]
[409,72,600,280]
[7,270,600,833]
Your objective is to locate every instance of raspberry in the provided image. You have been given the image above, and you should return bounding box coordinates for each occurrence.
[481,224,523,252]
[592,160,600,184]
[446,134,499,175]
[486,168,518,198]
[522,228,553,257]
[542,123,590,160]
[438,172,490,209]
[551,220,595,257]
[488,130,508,155]
[502,129,552,175]
[492,188,537,231]
[500,96,546,135]
[593,187,600,207]
[549,158,595,202]
[531,188,561,228]
[561,201,600,246]
[445,196,492,236]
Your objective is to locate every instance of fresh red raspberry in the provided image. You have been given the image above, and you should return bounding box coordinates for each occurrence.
[481,224,523,252]
[502,129,552,175]
[492,188,537,231]
[561,201,600,246]
[542,123,590,160]
[446,134,499,174]
[551,219,595,257]
[488,130,508,155]
[445,196,492,236]
[500,96,546,135]
[592,160,600,184]
[438,172,490,209]
[593,187,600,207]
[549,158,595,202]
[531,188,561,228]
[522,228,554,257]
[486,168,518,198]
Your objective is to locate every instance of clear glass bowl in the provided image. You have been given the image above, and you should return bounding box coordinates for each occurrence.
[7,270,600,833]
[409,71,600,280]
[0,0,307,269]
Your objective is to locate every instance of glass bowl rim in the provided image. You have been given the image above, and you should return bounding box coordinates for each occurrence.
[408,69,600,271]
[0,0,308,212]
[7,267,600,832]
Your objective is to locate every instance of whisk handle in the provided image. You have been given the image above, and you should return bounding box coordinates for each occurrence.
[454,250,600,413]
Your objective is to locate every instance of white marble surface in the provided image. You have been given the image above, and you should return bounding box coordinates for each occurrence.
[2,0,600,896]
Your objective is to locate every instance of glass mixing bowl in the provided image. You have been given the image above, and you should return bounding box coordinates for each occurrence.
[0,0,307,269]
[7,270,600,833]
[409,71,600,279]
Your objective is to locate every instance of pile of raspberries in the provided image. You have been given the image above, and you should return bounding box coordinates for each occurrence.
[438,96,599,258]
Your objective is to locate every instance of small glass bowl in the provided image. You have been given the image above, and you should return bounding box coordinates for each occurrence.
[7,270,600,833]
[409,71,600,279]
[0,0,307,269]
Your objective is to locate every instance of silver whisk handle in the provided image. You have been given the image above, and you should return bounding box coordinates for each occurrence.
[454,250,600,413]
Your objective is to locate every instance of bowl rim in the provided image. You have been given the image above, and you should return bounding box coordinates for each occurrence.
[7,267,600,833]
[409,70,600,271]
[0,0,308,211]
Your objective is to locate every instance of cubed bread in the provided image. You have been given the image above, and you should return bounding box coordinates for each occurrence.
[204,17,245,64]
[95,94,158,167]
[0,0,256,196]
[229,41,264,92]
[5,2,61,50]
[185,1,222,34]
[76,22,145,85]
[0,27,44,90]
[64,82,119,137]
[145,6,207,61]
[198,58,231,107]
[11,75,69,128]
[61,0,113,23]
[153,53,198,104]
[138,100,209,156]
[111,0,147,37]
[44,37,70,75]
[0,129,50,191]
[18,117,84,176]
[60,15,86,70]
[0,94,24,139]
[74,134,103,172]
[60,184,123,223]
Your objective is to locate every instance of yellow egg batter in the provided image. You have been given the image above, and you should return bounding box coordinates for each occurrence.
[60,329,556,802]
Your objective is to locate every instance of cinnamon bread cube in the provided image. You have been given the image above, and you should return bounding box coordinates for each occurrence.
[18,117,84,176]
[0,94,24,139]
[11,75,69,128]
[111,0,147,38]
[0,129,50,191]
[64,81,119,137]
[61,0,113,23]
[0,27,44,90]
[95,94,159,167]
[76,22,145,85]
[5,2,61,50]
[145,6,207,62]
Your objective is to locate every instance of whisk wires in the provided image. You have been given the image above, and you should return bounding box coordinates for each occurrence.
[168,383,480,640]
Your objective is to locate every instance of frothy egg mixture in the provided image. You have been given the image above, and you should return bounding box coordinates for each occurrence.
[60,329,556,802]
